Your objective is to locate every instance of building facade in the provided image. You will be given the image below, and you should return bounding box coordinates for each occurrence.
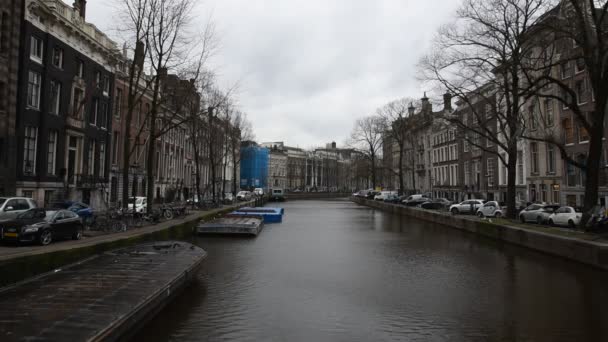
[16,0,117,208]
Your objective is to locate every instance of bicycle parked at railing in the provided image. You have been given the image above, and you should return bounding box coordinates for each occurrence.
[86,209,127,233]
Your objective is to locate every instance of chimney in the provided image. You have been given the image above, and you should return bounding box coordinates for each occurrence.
[421,92,432,113]
[73,0,87,19]
[134,41,145,69]
[408,102,415,115]
[443,92,452,111]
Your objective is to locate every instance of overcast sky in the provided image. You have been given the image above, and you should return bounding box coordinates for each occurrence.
[79,0,460,148]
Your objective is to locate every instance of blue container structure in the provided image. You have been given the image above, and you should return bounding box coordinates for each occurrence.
[231,207,284,223]
[240,145,269,189]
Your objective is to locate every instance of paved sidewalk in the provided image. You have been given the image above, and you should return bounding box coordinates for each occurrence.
[0,204,245,263]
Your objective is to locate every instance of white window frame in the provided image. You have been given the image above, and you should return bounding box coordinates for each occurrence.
[90,98,98,126]
[30,36,43,63]
[27,71,41,110]
[47,131,57,175]
[49,80,61,115]
[23,126,38,175]
[99,142,106,178]
[52,46,63,69]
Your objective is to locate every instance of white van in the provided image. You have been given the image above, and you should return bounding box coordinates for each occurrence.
[270,188,285,201]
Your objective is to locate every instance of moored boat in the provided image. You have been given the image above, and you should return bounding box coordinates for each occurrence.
[231,207,284,223]
[196,214,264,236]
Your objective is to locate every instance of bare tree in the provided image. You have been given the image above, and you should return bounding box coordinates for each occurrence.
[377,98,420,194]
[349,116,384,189]
[420,0,551,218]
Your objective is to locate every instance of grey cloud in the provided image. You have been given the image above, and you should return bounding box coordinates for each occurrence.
[81,0,460,146]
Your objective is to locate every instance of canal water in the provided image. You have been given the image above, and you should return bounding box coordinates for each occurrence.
[134,199,608,341]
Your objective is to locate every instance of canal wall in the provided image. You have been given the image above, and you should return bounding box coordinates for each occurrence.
[352,197,608,271]
[0,200,261,287]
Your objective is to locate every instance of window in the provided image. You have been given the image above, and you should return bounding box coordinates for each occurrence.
[23,126,37,175]
[464,161,470,186]
[103,75,110,95]
[47,131,57,175]
[567,160,578,186]
[115,88,122,118]
[487,158,495,187]
[485,104,492,119]
[562,88,573,109]
[529,104,538,130]
[72,87,84,118]
[88,140,95,175]
[544,99,554,126]
[575,79,587,104]
[517,151,524,185]
[44,190,55,207]
[99,142,106,178]
[77,60,84,78]
[112,131,120,164]
[563,118,574,144]
[27,71,41,109]
[99,102,107,129]
[95,71,101,88]
[49,80,61,115]
[561,61,572,79]
[30,36,43,62]
[90,98,98,126]
[52,47,63,68]
[578,115,589,142]
[575,57,586,73]
[501,153,507,185]
[530,142,539,174]
[547,144,555,174]
[540,184,547,203]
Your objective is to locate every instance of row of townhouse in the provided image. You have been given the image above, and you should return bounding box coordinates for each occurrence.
[385,2,608,207]
[386,72,607,207]
[0,0,238,208]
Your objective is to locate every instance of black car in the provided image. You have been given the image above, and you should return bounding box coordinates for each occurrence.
[0,208,84,246]
[405,198,431,207]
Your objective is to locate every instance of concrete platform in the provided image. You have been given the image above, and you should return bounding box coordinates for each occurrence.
[196,215,264,236]
[0,241,207,341]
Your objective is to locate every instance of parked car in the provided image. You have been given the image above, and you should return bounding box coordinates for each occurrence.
[404,197,431,207]
[65,201,94,224]
[269,188,285,201]
[127,196,147,213]
[476,201,506,218]
[548,206,582,228]
[374,191,396,201]
[236,191,252,201]
[0,208,84,245]
[0,197,37,220]
[365,190,379,199]
[449,199,485,215]
[401,194,424,204]
[519,204,560,224]
[383,193,402,204]
[253,188,265,197]
[223,193,235,204]
[420,198,452,210]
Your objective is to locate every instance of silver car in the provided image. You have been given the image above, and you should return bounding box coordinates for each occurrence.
[0,197,38,220]
[449,199,485,215]
[519,204,560,224]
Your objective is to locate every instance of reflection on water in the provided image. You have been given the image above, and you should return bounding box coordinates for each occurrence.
[134,199,608,341]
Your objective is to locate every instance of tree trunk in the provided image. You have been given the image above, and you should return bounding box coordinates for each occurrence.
[398,143,404,195]
[506,143,518,219]
[581,115,604,228]
[145,73,162,213]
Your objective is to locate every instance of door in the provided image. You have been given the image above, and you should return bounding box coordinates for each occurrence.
[2,199,21,219]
